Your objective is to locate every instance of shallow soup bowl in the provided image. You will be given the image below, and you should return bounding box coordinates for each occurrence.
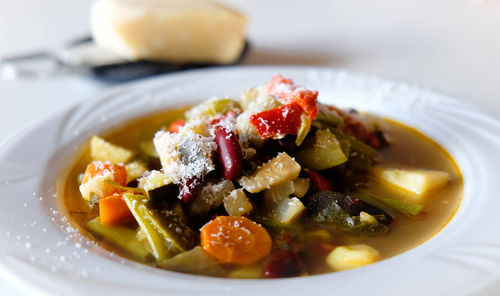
[1,66,499,296]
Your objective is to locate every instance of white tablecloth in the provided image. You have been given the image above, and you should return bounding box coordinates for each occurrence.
[1,0,499,294]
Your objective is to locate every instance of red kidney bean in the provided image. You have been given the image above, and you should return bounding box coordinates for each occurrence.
[214,126,242,180]
[263,250,303,278]
[304,169,333,191]
[179,177,198,203]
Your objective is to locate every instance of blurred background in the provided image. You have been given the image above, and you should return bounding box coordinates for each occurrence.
[1,0,499,143]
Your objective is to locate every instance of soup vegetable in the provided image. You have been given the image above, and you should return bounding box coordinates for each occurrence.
[62,75,462,278]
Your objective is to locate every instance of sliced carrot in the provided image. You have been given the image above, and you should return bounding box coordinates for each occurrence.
[200,216,272,265]
[80,161,128,199]
[99,192,134,224]
[82,161,127,185]
[168,119,186,133]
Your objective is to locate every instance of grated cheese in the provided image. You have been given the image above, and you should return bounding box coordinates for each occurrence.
[154,123,217,187]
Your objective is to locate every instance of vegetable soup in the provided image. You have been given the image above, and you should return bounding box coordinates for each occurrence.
[60,75,462,278]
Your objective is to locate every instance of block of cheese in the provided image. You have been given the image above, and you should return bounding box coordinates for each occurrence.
[372,167,450,199]
[91,0,247,64]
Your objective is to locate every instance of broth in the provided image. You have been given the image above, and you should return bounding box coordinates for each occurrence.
[60,106,462,277]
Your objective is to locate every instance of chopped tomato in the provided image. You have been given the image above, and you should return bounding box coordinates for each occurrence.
[99,192,134,224]
[266,75,318,121]
[249,103,303,139]
[168,119,186,133]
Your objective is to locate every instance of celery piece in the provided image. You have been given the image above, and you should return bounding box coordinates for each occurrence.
[123,193,196,260]
[157,246,226,276]
[355,190,424,216]
[328,128,377,159]
[86,217,150,260]
[316,104,344,127]
[295,129,348,170]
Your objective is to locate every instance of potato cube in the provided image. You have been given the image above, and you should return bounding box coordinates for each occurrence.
[90,136,135,164]
[223,189,253,216]
[238,152,301,193]
[372,167,450,199]
[273,197,305,224]
[326,244,380,271]
[138,170,174,192]
[263,180,294,205]
[293,178,311,198]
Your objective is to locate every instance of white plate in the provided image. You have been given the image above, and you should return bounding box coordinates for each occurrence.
[1,66,499,296]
